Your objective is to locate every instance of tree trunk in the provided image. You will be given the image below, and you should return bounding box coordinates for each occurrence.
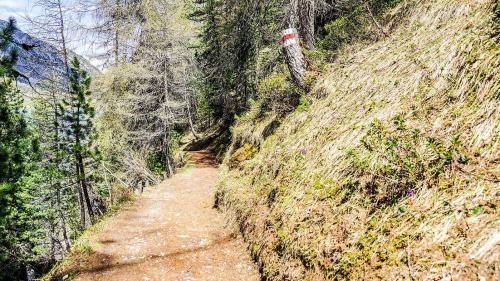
[56,0,70,77]
[298,0,315,49]
[75,170,86,229]
[77,154,95,224]
[114,0,120,64]
[51,92,71,250]
[287,0,299,27]
[163,59,174,178]
[282,28,308,91]
[56,186,71,251]
[103,166,112,205]
[187,106,199,139]
[49,222,56,261]
[183,86,199,139]
[114,31,119,64]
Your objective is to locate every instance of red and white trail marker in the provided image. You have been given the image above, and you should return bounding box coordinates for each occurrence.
[281,27,308,90]
[282,28,299,47]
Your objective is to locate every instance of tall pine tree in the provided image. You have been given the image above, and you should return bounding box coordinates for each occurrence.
[62,57,102,227]
[0,18,39,280]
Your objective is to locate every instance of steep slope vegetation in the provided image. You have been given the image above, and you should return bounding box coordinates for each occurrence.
[217,0,499,279]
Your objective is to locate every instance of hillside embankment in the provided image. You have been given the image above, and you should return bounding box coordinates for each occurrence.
[217,0,499,280]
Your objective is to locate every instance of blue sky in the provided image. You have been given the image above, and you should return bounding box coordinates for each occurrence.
[0,0,103,67]
[0,0,31,20]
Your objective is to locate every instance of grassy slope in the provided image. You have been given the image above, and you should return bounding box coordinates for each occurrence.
[217,0,499,280]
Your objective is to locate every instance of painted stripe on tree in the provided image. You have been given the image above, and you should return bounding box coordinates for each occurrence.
[281,27,308,90]
[282,28,299,47]
[282,33,296,41]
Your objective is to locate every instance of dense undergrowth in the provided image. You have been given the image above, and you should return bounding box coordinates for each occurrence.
[217,0,499,279]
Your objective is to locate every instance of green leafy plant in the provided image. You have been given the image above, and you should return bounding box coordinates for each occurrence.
[257,66,302,117]
[296,96,312,112]
[228,143,258,168]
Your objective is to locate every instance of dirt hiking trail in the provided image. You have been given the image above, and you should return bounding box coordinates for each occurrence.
[73,151,259,281]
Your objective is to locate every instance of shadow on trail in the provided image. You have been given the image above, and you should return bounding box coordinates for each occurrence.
[56,235,235,278]
[50,150,259,281]
[188,151,218,168]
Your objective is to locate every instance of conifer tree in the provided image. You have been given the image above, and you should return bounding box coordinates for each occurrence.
[30,79,75,254]
[62,56,101,226]
[0,18,39,280]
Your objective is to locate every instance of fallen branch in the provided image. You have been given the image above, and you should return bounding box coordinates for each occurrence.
[364,0,389,37]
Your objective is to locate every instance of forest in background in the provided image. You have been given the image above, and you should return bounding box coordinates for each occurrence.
[1,0,498,280]
[2,0,201,279]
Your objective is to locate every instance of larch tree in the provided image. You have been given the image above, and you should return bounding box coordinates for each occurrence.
[79,0,144,66]
[26,0,73,77]
[93,0,200,190]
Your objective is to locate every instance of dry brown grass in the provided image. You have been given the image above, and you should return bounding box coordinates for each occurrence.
[217,0,499,280]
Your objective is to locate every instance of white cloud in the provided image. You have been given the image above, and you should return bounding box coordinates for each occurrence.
[0,11,30,21]
[0,1,26,10]
[0,0,30,21]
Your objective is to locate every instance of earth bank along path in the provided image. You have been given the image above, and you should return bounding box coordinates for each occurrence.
[74,151,259,281]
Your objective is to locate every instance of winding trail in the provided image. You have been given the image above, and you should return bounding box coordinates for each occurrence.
[74,151,259,281]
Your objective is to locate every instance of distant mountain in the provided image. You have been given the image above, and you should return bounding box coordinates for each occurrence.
[0,19,99,87]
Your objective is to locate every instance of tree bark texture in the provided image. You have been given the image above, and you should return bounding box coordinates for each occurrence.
[77,154,95,224]
[298,0,315,49]
[282,28,308,91]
